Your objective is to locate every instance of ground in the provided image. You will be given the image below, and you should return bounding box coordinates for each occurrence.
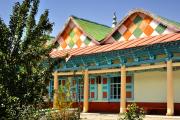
[80,113,180,120]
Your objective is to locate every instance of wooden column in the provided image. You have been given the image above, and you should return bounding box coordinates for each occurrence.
[166,60,174,116]
[120,65,126,113]
[83,69,89,112]
[53,71,59,109]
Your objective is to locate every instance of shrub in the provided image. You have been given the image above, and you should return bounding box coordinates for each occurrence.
[56,80,79,120]
[119,103,145,120]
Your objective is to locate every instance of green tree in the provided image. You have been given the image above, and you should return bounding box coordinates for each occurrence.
[0,0,57,119]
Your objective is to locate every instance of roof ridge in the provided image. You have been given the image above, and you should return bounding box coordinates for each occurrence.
[71,15,111,28]
[127,8,180,29]
[50,33,180,58]
[102,8,180,43]
[156,15,180,28]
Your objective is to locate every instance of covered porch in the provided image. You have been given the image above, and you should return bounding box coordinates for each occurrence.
[50,33,180,115]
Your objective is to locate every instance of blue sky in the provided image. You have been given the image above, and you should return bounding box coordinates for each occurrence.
[0,0,180,37]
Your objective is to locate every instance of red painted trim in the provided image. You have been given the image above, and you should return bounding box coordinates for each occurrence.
[49,102,180,115]
[103,78,107,84]
[91,79,95,84]
[103,92,107,98]
[91,92,95,98]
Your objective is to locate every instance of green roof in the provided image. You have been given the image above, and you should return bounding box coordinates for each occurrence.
[156,15,180,29]
[72,16,112,41]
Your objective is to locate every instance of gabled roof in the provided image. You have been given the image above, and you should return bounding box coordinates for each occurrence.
[50,33,180,58]
[157,15,180,29]
[103,9,180,42]
[50,9,180,58]
[72,16,112,41]
[54,16,112,44]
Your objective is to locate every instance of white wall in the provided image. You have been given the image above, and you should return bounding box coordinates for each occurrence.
[130,70,180,103]
[174,70,180,103]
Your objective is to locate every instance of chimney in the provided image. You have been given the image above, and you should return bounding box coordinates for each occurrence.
[112,12,117,28]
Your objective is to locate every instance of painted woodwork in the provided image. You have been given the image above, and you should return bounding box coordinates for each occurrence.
[53,71,59,108]
[102,77,108,99]
[83,70,89,112]
[120,66,126,113]
[57,21,96,50]
[166,60,174,115]
[50,9,180,114]
[56,40,180,72]
[54,61,180,76]
[89,77,96,100]
[49,74,134,103]
[87,102,180,115]
[109,13,175,42]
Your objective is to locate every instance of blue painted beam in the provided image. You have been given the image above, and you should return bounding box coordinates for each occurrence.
[56,41,180,71]
[172,57,180,61]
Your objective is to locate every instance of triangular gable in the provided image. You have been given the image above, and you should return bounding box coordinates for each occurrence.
[72,16,112,42]
[103,9,180,44]
[54,17,100,50]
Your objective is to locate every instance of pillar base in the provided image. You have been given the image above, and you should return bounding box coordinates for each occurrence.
[166,109,174,116]
[120,107,126,114]
[83,107,88,113]
[166,113,174,116]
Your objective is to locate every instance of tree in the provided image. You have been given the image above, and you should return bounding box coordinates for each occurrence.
[0,0,57,119]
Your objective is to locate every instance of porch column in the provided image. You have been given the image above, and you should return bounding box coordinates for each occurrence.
[120,65,126,113]
[83,69,89,112]
[166,60,174,116]
[53,71,59,109]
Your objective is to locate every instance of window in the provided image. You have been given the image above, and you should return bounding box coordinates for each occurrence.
[110,77,121,99]
[110,76,133,101]
[78,79,84,100]
[96,76,101,84]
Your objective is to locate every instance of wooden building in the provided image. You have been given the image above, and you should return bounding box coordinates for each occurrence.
[49,9,180,115]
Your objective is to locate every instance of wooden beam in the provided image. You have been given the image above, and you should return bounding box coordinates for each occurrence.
[88,68,120,74]
[126,63,166,71]
[52,71,83,76]
[54,62,180,76]
[172,62,180,67]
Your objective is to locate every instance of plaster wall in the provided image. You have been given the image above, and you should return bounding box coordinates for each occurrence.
[131,70,180,103]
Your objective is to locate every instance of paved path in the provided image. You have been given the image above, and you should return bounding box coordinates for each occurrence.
[80,113,180,120]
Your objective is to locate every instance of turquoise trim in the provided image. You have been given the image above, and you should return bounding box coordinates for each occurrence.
[49,80,53,101]
[49,73,134,103]
[107,77,111,101]
[102,76,108,101]
[56,41,180,72]
[131,74,134,101]
[89,76,98,101]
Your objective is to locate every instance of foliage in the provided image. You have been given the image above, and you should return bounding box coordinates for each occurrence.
[119,103,145,120]
[56,80,79,120]
[37,80,78,120]
[0,0,59,119]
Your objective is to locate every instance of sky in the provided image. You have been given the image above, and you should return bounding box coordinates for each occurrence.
[0,0,180,37]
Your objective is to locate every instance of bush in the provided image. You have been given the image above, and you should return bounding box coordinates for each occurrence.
[56,80,79,120]
[119,103,145,120]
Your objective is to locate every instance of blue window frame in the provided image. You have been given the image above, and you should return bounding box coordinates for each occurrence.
[110,76,121,100]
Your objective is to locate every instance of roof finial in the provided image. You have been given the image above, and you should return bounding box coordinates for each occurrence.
[112,12,117,28]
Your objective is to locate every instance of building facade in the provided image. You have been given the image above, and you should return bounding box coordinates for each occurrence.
[49,9,180,115]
